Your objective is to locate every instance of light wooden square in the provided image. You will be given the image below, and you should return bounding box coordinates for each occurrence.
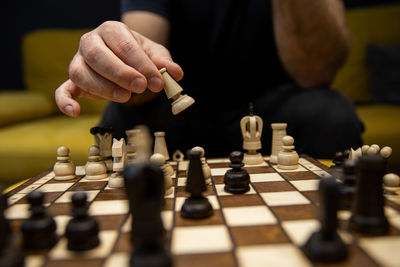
[178,161,189,171]
[177,177,187,186]
[223,206,277,226]
[39,182,74,193]
[273,165,308,172]
[261,191,310,206]
[25,255,45,267]
[244,161,268,167]
[121,210,173,232]
[211,167,230,176]
[54,215,72,236]
[49,230,118,260]
[33,174,55,185]
[290,180,320,191]
[164,187,176,199]
[18,184,42,194]
[162,210,174,230]
[281,219,319,246]
[250,173,284,183]
[104,252,129,267]
[171,225,232,254]
[359,236,400,267]
[5,204,30,219]
[236,244,312,267]
[89,200,129,216]
[7,193,26,206]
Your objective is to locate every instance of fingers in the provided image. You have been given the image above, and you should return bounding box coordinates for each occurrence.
[69,53,132,102]
[55,80,82,117]
[98,22,164,92]
[78,30,147,94]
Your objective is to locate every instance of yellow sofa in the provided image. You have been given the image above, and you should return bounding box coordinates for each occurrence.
[1,4,400,187]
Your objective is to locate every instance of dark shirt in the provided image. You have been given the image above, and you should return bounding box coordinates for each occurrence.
[121,0,291,110]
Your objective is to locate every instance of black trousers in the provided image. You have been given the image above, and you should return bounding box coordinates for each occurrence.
[99,84,364,159]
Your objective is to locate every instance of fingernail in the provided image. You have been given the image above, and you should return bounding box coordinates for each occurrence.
[131,77,146,92]
[113,88,130,100]
[148,77,163,91]
[64,105,73,116]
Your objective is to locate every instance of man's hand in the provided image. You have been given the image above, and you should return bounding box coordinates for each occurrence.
[55,20,183,117]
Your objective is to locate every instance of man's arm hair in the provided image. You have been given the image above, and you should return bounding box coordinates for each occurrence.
[272,0,351,87]
[122,11,170,46]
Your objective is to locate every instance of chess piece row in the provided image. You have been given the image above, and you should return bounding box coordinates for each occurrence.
[348,144,392,161]
[239,107,299,169]
[304,154,390,263]
[0,190,100,255]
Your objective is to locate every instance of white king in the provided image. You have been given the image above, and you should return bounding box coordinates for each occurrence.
[240,103,264,165]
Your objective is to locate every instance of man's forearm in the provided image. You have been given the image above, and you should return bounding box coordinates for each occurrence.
[272,0,350,87]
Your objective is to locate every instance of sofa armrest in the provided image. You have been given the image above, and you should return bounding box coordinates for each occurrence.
[0,91,56,127]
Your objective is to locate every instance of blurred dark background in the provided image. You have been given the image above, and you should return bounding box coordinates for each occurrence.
[0,0,399,91]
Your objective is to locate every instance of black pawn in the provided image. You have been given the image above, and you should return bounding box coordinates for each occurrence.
[65,192,100,251]
[0,188,24,267]
[224,151,250,194]
[339,160,357,210]
[303,178,348,262]
[21,191,57,250]
[124,162,171,267]
[331,151,347,172]
[349,155,389,235]
[181,150,213,219]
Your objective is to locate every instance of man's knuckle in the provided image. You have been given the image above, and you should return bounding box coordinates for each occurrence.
[116,39,137,56]
[68,64,82,84]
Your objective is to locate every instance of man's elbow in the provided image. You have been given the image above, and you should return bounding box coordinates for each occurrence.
[294,42,350,88]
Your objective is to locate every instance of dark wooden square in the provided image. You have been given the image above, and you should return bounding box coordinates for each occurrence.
[175,210,224,227]
[70,181,107,191]
[282,171,319,181]
[219,194,264,208]
[272,204,317,221]
[231,225,289,246]
[253,181,295,193]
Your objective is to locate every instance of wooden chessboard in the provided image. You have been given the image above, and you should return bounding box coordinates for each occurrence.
[4,156,400,267]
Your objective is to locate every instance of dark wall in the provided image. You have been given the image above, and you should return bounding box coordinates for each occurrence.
[1,0,399,91]
[0,0,120,90]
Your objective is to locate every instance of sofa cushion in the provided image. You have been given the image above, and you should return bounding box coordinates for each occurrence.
[0,114,101,186]
[22,29,108,114]
[333,4,400,103]
[367,44,400,104]
[0,91,55,127]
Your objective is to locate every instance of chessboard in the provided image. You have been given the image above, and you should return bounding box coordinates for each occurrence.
[4,155,400,267]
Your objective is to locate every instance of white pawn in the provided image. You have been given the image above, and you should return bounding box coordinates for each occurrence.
[53,146,75,181]
[277,136,299,170]
[367,146,379,155]
[380,146,392,159]
[85,145,108,180]
[191,146,211,185]
[150,153,173,196]
[383,173,400,195]
[361,145,370,155]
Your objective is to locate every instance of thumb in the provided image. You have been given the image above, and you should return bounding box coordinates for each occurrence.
[55,79,82,117]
